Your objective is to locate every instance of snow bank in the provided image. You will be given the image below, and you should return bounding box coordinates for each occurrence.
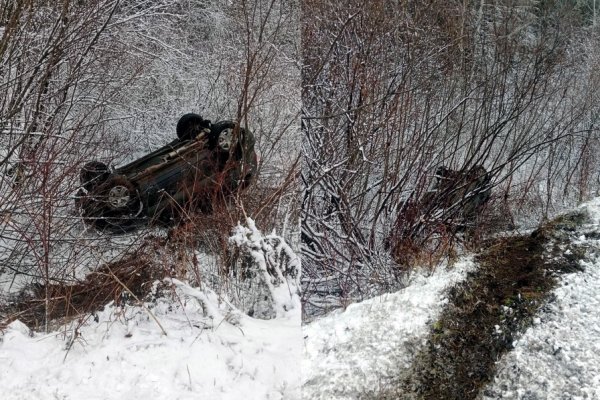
[302,258,475,400]
[0,280,302,400]
[482,199,600,399]
[0,219,302,400]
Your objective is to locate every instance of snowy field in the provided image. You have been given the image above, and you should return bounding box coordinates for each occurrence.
[0,279,301,400]
[302,259,475,399]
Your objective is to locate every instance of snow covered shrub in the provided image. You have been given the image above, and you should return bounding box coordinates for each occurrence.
[228,219,300,319]
[302,0,600,317]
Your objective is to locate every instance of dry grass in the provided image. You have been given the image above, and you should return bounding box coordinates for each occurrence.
[0,247,167,331]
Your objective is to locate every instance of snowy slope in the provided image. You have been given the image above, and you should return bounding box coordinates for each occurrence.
[0,282,301,400]
[302,259,475,399]
[303,198,600,400]
[481,199,600,399]
[481,256,600,399]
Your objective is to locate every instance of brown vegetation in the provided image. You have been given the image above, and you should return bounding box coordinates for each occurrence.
[0,237,167,331]
[379,210,589,399]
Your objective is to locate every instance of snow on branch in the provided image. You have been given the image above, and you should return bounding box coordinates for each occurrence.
[167,278,242,327]
[229,218,301,319]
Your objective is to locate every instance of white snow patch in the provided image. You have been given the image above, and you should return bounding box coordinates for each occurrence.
[302,258,475,399]
[0,281,301,400]
[579,196,600,225]
[482,256,600,399]
[229,218,301,318]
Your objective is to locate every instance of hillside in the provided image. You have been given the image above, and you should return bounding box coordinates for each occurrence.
[303,198,600,399]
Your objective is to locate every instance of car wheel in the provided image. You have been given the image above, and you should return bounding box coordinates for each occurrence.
[80,161,110,191]
[98,176,137,210]
[107,183,132,209]
[177,113,206,141]
[78,176,143,233]
[210,120,236,151]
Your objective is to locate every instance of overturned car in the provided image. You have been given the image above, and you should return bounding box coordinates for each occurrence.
[387,165,492,248]
[75,113,258,232]
[421,165,492,226]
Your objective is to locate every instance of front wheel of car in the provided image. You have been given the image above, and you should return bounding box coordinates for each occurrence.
[210,120,235,147]
[79,176,144,233]
[105,178,134,210]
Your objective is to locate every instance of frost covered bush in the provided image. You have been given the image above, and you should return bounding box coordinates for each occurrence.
[301,0,600,316]
[228,218,300,319]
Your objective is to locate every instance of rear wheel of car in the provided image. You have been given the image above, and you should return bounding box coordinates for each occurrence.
[79,175,143,233]
[177,113,206,140]
[80,161,110,191]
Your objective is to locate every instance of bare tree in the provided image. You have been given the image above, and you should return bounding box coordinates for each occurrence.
[0,0,301,330]
[301,0,600,318]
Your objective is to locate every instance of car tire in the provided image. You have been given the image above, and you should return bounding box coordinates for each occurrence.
[79,175,143,233]
[210,120,237,152]
[177,113,206,141]
[99,176,137,210]
[80,161,110,191]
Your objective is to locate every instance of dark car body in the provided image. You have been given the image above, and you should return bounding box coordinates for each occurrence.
[76,118,258,232]
[385,165,491,254]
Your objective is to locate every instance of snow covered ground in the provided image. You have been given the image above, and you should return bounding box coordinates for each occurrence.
[482,199,600,399]
[302,258,475,399]
[481,254,600,399]
[303,198,600,400]
[3,206,600,400]
[0,281,301,400]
